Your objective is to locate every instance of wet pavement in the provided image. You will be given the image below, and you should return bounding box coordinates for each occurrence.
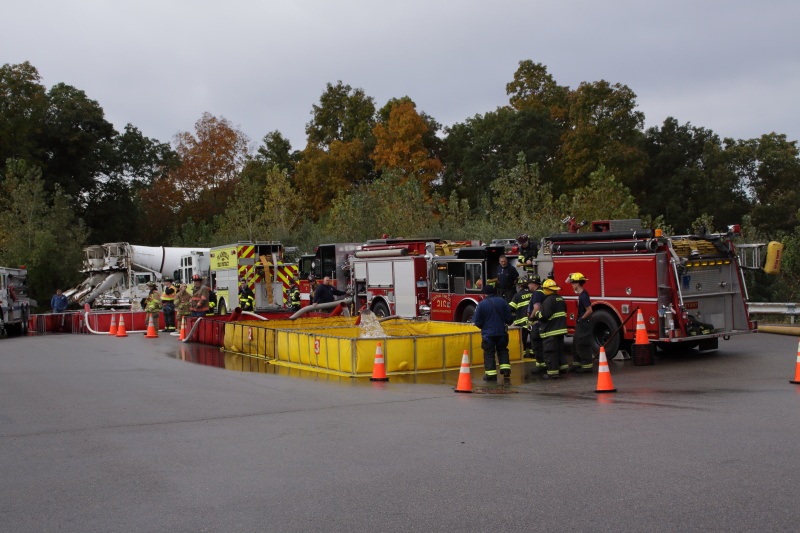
[1,332,799,532]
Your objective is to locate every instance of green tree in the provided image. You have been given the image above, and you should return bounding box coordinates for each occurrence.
[442,106,561,205]
[85,125,179,244]
[556,165,639,225]
[641,118,749,233]
[305,81,376,148]
[324,170,434,242]
[39,82,116,202]
[506,60,569,123]
[254,130,299,174]
[726,133,800,237]
[488,153,561,239]
[0,160,87,303]
[559,80,647,191]
[293,139,368,217]
[0,62,48,166]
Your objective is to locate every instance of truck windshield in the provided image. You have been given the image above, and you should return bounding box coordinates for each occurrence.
[465,263,482,292]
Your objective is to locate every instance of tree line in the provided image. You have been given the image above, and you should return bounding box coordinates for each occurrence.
[2,60,799,306]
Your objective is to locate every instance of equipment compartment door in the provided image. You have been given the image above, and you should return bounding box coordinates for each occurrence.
[393,260,417,317]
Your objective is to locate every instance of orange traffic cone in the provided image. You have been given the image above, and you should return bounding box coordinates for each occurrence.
[144,315,159,338]
[370,341,389,381]
[594,346,617,393]
[115,315,128,337]
[790,338,800,384]
[108,313,117,336]
[635,309,648,345]
[454,350,473,393]
[178,316,186,341]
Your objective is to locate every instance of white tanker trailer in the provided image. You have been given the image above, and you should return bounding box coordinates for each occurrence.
[66,243,210,310]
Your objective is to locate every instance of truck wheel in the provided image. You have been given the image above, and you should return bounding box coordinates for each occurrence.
[591,309,621,359]
[372,300,390,318]
[460,304,476,323]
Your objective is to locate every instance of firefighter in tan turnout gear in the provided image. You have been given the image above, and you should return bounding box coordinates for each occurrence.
[190,275,210,317]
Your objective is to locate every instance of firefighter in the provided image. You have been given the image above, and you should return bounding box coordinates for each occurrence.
[526,275,546,373]
[288,279,301,312]
[535,279,568,379]
[238,279,255,311]
[160,277,177,332]
[509,275,534,359]
[144,287,162,334]
[472,282,514,382]
[495,254,519,303]
[516,234,539,274]
[190,275,210,317]
[567,272,594,373]
[175,284,192,326]
[313,276,345,305]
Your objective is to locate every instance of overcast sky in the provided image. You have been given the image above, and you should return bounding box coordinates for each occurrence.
[3,1,799,152]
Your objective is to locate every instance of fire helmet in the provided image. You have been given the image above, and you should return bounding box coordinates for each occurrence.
[517,234,529,244]
[528,275,542,285]
[542,279,561,291]
[566,272,588,283]
[191,274,202,282]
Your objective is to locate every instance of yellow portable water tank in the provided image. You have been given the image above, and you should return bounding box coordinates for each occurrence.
[763,241,784,274]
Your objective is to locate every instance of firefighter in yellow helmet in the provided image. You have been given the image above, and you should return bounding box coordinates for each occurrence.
[535,278,568,378]
[567,272,594,373]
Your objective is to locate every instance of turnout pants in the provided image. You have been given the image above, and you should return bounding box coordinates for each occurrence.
[531,325,545,368]
[482,333,511,377]
[572,318,594,370]
[163,303,175,330]
[542,334,567,376]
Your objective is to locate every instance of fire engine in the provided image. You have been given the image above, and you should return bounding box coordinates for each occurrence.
[535,220,762,357]
[0,266,34,336]
[209,242,297,314]
[298,242,362,307]
[348,238,503,321]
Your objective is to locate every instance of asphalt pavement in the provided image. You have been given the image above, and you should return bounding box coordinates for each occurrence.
[1,331,799,532]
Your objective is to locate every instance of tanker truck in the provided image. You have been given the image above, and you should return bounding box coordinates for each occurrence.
[65,243,210,310]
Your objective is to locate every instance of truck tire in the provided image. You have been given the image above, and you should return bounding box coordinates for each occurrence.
[591,309,621,359]
[372,300,390,318]
[460,304,476,323]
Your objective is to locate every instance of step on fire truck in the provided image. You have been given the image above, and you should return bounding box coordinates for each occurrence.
[0,266,34,336]
[534,220,767,358]
[209,242,298,314]
[347,238,502,321]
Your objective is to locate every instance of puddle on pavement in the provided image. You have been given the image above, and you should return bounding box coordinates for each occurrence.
[166,342,604,392]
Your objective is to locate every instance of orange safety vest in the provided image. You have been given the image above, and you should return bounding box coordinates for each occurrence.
[161,284,176,302]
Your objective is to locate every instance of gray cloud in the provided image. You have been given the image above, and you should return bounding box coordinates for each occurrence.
[4,0,798,151]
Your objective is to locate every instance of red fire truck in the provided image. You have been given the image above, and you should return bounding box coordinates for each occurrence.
[298,243,362,307]
[348,239,504,321]
[535,220,758,357]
